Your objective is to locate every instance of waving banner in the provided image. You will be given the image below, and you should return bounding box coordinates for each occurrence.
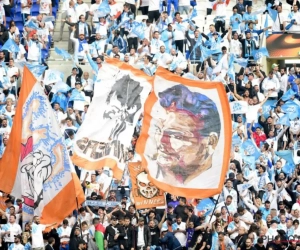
[128,162,165,209]
[0,67,85,232]
[230,101,248,114]
[135,67,231,198]
[72,58,153,179]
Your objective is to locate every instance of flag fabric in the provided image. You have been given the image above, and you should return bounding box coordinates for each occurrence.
[229,101,248,114]
[285,19,295,30]
[262,99,277,118]
[26,64,47,78]
[26,19,39,30]
[42,16,55,22]
[51,81,71,94]
[281,100,300,120]
[264,14,269,37]
[43,69,64,85]
[199,44,213,62]
[242,139,261,159]
[234,58,249,68]
[252,7,266,16]
[135,67,231,198]
[267,3,278,22]
[72,58,152,179]
[131,21,145,40]
[242,155,256,170]
[54,47,72,60]
[227,65,236,82]
[2,38,20,53]
[0,67,85,232]
[237,183,252,192]
[282,162,295,175]
[97,0,111,17]
[277,114,291,127]
[128,162,166,209]
[252,47,269,61]
[281,89,296,101]
[196,198,215,213]
[275,150,295,164]
[51,93,68,111]
[69,89,86,102]
[232,135,242,146]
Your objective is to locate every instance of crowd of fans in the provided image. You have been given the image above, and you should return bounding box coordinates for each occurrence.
[0,0,299,249]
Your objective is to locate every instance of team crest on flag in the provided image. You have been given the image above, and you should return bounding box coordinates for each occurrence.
[128,162,165,209]
[136,67,231,198]
[72,59,153,179]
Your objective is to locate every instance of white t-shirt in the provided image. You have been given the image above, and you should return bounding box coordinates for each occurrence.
[58,226,72,242]
[148,0,160,11]
[27,40,42,62]
[246,104,260,123]
[31,223,46,248]
[173,22,188,40]
[173,222,187,246]
[0,5,5,24]
[39,0,52,14]
[3,223,22,243]
[75,3,89,19]
[109,2,122,17]
[21,0,31,14]
[68,7,78,23]
[90,3,100,22]
[8,243,24,250]
[179,0,190,6]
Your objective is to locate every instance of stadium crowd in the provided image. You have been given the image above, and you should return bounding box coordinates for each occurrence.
[0,0,299,249]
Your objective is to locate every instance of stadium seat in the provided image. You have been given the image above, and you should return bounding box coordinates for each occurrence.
[13,16,23,23]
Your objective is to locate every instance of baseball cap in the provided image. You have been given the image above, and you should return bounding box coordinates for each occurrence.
[272,63,279,69]
[111,215,117,221]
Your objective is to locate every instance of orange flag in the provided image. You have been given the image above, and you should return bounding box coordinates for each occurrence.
[128,162,165,209]
[0,67,85,228]
[136,67,232,198]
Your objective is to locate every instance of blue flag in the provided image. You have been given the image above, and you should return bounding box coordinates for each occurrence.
[252,47,269,61]
[264,15,269,37]
[189,8,198,20]
[234,58,249,68]
[131,21,145,40]
[69,89,85,102]
[97,0,111,17]
[262,99,276,118]
[51,93,67,111]
[282,162,295,175]
[242,155,256,170]
[285,19,295,31]
[281,89,296,101]
[26,19,39,30]
[53,81,71,93]
[2,38,20,53]
[55,47,72,60]
[275,150,295,164]
[242,139,261,159]
[281,100,300,120]
[232,135,242,146]
[199,44,213,62]
[277,114,291,127]
[267,3,278,22]
[196,198,215,213]
[26,64,47,78]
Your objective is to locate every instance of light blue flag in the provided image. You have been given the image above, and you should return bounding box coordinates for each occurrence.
[196,198,215,213]
[26,19,39,30]
[211,232,219,250]
[281,100,300,119]
[55,47,72,60]
[51,93,67,111]
[267,3,278,22]
[275,150,295,164]
[97,0,111,17]
[242,139,261,159]
[189,8,198,20]
[282,162,295,175]
[242,155,256,170]
[234,58,249,68]
[0,81,4,89]
[183,72,198,80]
[277,114,291,127]
[286,19,295,31]
[199,44,213,62]
[237,183,253,192]
[42,16,55,22]
[232,135,242,146]
[262,99,276,118]
[228,53,235,68]
[53,81,70,93]
[26,64,47,78]
[281,88,296,101]
[228,65,235,82]
[69,89,85,102]
[131,21,145,40]
[264,15,269,37]
[2,38,20,53]
[252,47,269,61]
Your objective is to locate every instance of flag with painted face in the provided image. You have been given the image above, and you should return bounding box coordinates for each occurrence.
[135,67,232,198]
[0,67,85,234]
[72,58,153,179]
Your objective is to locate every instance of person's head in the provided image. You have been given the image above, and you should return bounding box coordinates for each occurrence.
[245,238,252,248]
[247,5,252,13]
[118,216,125,225]
[293,4,299,12]
[153,31,159,39]
[144,55,151,63]
[109,190,116,197]
[83,72,89,80]
[14,235,21,244]
[225,196,232,205]
[48,237,55,246]
[78,239,86,249]
[237,206,245,215]
[129,205,135,213]
[175,11,181,21]
[9,206,15,215]
[66,117,73,126]
[123,3,130,11]
[79,14,85,23]
[160,45,166,53]
[91,173,96,182]
[111,215,118,226]
[218,232,225,241]
[209,24,215,33]
[72,67,77,75]
[124,217,130,226]
[62,219,69,228]
[233,6,238,13]
[138,217,144,226]
[79,207,86,216]
[277,5,282,12]
[179,197,186,206]
[176,215,182,224]
[33,216,40,224]
[233,213,240,223]
[265,200,271,209]
[148,219,155,228]
[280,214,286,223]
[268,70,274,79]
[267,182,273,191]
[128,150,134,160]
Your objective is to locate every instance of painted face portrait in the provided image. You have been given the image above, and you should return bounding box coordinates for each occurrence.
[155,85,221,185]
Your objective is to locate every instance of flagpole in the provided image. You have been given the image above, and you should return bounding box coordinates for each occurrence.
[76,197,84,239]
[206,194,220,228]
